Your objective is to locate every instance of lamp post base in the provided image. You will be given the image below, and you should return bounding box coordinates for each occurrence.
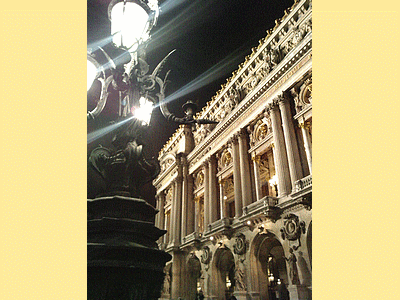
[87,195,171,300]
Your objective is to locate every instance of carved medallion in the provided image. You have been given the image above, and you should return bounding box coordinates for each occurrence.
[280,214,306,250]
[233,233,247,255]
[200,246,212,265]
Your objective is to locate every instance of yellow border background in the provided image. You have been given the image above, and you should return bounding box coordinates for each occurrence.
[1,0,399,299]
[1,0,87,298]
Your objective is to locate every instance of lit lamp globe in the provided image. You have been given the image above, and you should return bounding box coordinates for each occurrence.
[87,54,100,91]
[108,0,159,52]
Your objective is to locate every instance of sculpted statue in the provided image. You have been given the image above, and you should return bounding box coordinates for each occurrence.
[234,259,247,291]
[162,271,171,294]
[285,248,300,285]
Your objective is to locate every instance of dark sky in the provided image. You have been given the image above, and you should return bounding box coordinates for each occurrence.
[87,0,294,155]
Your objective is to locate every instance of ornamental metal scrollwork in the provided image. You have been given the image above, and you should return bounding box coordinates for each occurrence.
[280,214,306,250]
[233,233,247,255]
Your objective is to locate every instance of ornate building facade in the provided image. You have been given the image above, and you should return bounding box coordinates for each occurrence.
[154,1,312,299]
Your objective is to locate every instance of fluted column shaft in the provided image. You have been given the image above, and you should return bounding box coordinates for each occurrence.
[238,129,253,207]
[208,156,219,223]
[186,174,195,235]
[203,162,210,231]
[181,155,189,239]
[219,179,227,219]
[194,197,200,232]
[269,102,291,196]
[252,154,263,201]
[156,191,166,243]
[279,95,304,187]
[156,191,165,229]
[299,119,312,174]
[170,156,183,247]
[231,135,242,217]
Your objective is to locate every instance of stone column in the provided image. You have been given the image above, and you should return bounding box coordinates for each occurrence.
[163,209,169,245]
[186,174,195,235]
[203,162,210,231]
[251,154,263,201]
[170,251,187,299]
[155,194,160,228]
[170,155,183,247]
[181,155,189,239]
[299,119,312,174]
[208,156,219,224]
[278,94,304,188]
[157,191,166,244]
[268,101,291,196]
[238,128,253,207]
[231,135,242,217]
[219,179,227,219]
[194,196,200,233]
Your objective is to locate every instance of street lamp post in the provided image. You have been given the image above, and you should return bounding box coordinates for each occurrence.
[87,1,219,298]
[87,1,172,299]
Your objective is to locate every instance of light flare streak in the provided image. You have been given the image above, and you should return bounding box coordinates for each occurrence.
[87,116,134,144]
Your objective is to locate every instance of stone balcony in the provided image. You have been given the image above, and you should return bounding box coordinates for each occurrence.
[203,217,233,239]
[291,174,312,198]
[241,196,281,222]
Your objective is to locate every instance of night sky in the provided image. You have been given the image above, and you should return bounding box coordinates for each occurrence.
[88,0,294,154]
[87,0,294,200]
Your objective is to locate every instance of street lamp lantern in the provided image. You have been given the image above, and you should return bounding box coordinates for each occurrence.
[108,0,159,51]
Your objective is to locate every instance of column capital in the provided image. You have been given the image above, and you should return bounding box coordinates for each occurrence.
[251,154,261,164]
[218,178,225,185]
[208,155,217,165]
[229,134,239,145]
[157,190,166,198]
[238,128,248,139]
[267,100,279,112]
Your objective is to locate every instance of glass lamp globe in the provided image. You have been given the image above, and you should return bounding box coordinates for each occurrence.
[109,0,153,51]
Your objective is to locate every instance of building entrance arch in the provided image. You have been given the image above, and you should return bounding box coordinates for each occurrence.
[210,246,235,300]
[249,234,288,300]
[187,254,202,300]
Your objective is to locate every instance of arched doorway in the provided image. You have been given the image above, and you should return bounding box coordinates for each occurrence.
[187,254,202,300]
[249,234,288,300]
[211,246,235,300]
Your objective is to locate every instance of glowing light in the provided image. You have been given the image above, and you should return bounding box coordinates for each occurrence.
[133,97,154,125]
[226,274,231,288]
[269,175,278,187]
[246,220,252,226]
[110,2,150,51]
[209,236,214,241]
[87,59,98,91]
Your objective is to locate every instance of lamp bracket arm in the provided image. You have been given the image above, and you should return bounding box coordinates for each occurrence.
[87,75,114,120]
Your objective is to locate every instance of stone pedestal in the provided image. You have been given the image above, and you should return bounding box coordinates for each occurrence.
[87,195,171,300]
[248,292,261,300]
[233,291,250,300]
[288,285,311,300]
